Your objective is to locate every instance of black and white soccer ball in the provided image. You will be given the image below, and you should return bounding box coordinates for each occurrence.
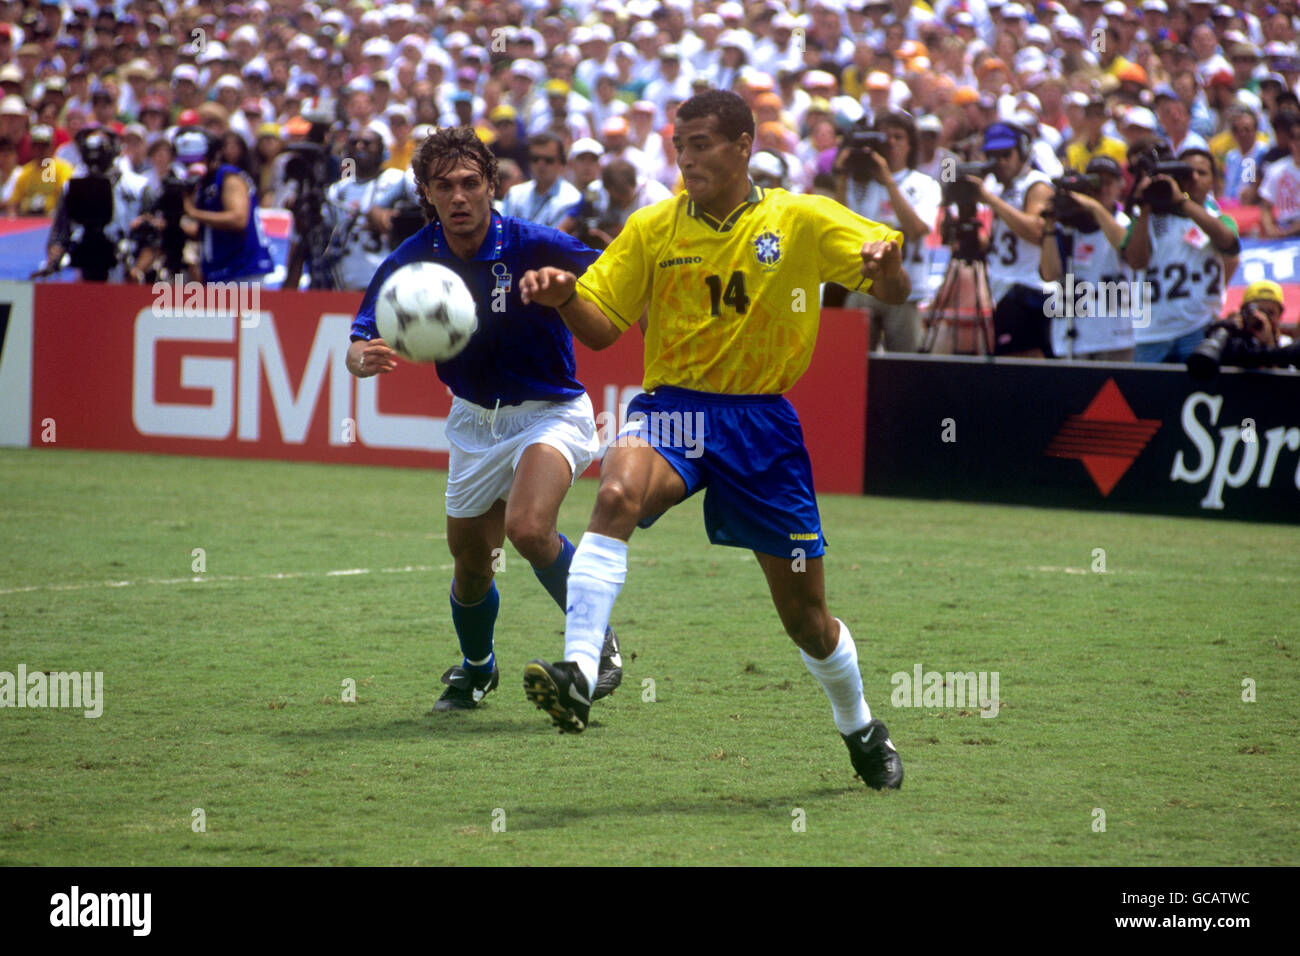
[374,261,479,363]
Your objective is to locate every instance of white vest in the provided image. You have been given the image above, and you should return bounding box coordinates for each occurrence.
[845,167,942,303]
[1046,211,1135,357]
[985,166,1052,303]
[1132,205,1229,344]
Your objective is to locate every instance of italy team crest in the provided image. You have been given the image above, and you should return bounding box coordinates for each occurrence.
[754,230,783,269]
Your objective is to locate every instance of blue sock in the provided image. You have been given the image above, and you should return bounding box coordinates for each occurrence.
[450,581,498,673]
[532,533,575,611]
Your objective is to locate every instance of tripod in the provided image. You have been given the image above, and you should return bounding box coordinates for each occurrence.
[919,217,994,355]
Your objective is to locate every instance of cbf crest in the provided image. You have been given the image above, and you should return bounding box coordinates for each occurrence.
[753,230,784,271]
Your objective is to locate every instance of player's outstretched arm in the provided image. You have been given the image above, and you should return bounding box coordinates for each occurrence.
[346,338,398,377]
[860,239,909,304]
[520,266,622,351]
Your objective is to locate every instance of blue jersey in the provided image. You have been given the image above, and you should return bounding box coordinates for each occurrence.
[351,211,600,407]
[197,165,274,282]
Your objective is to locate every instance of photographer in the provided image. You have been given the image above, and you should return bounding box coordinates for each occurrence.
[281,113,341,290]
[1188,280,1300,378]
[321,128,406,291]
[128,129,204,283]
[182,130,274,284]
[38,127,148,282]
[969,122,1055,357]
[1123,145,1240,364]
[1039,157,1135,361]
[561,158,670,251]
[836,111,940,352]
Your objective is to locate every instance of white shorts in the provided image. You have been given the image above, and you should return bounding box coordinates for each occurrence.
[444,393,600,518]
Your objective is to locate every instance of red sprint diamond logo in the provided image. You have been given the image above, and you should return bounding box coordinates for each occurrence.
[1044,379,1161,496]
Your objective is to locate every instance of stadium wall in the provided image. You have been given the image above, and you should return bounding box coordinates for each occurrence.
[865,354,1300,523]
[0,283,870,495]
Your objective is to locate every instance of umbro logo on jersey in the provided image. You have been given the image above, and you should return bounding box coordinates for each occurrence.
[658,256,703,268]
[1044,378,1161,497]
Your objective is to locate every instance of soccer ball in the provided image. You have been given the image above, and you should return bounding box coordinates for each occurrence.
[374,261,479,363]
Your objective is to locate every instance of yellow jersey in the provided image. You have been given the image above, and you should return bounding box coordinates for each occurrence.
[12,157,73,216]
[1064,135,1129,173]
[576,183,901,394]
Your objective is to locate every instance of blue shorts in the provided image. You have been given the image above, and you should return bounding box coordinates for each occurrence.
[618,386,825,559]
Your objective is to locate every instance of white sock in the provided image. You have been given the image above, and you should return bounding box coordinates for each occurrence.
[564,532,627,697]
[800,620,872,735]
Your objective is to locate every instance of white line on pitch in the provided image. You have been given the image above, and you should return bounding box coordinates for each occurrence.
[0,564,448,596]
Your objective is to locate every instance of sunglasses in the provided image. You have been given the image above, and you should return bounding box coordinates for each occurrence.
[986,149,1013,159]
[528,154,559,164]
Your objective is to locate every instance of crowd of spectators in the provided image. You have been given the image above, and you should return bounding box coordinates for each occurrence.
[0,0,1296,358]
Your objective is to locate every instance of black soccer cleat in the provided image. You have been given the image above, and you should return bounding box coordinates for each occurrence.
[593,627,623,700]
[432,664,499,712]
[523,659,592,734]
[842,719,903,790]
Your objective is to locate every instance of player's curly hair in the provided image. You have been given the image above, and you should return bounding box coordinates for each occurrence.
[677,89,755,144]
[411,125,500,223]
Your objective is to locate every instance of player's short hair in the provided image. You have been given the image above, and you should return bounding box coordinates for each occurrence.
[411,125,499,223]
[677,89,755,143]
[873,110,919,171]
[527,131,567,164]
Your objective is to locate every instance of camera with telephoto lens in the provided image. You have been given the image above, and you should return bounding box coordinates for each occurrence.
[1130,142,1193,213]
[844,123,890,182]
[1048,171,1101,232]
[1188,316,1300,379]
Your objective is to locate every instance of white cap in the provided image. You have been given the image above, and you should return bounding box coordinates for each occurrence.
[1124,106,1158,131]
[570,137,605,157]
[1025,24,1051,45]
[749,150,786,181]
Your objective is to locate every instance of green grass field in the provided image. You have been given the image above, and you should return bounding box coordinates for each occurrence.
[0,448,1295,866]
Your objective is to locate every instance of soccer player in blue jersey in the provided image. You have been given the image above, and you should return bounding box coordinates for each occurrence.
[520,90,907,789]
[346,126,622,712]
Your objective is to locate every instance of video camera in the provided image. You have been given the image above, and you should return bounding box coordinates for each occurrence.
[942,160,995,209]
[843,122,890,182]
[1188,317,1300,379]
[939,160,995,260]
[1130,142,1193,214]
[79,128,118,176]
[1047,171,1101,232]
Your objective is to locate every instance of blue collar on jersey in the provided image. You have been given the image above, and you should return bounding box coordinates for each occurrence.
[430,210,506,260]
[686,180,765,233]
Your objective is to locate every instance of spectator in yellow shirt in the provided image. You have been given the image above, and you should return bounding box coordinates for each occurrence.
[8,125,72,216]
[1065,96,1129,172]
[383,105,416,173]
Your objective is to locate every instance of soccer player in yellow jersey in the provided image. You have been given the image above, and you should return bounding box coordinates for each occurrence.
[519,90,907,789]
